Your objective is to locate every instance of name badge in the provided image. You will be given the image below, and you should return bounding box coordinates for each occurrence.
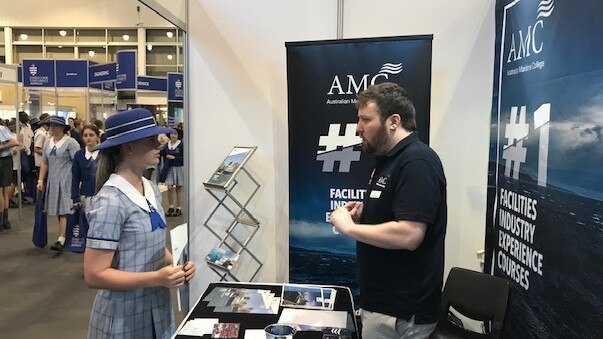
[369,190,381,199]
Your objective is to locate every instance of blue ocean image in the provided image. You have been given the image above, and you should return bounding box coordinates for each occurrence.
[289,245,359,305]
[488,172,603,338]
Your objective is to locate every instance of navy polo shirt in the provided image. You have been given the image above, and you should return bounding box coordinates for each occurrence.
[357,132,447,324]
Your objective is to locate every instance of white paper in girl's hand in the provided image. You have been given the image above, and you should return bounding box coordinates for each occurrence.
[170,223,188,267]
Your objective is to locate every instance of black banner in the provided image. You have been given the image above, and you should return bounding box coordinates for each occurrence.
[287,36,432,301]
[486,0,603,336]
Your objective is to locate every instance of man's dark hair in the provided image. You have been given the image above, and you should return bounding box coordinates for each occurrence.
[74,118,84,129]
[19,111,29,124]
[93,119,104,130]
[39,113,51,127]
[356,82,417,131]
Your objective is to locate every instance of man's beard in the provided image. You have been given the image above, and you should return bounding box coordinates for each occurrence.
[361,123,390,155]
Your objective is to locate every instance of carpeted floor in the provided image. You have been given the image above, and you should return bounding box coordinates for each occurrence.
[0,191,187,339]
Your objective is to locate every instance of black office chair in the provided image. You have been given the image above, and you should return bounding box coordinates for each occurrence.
[430,267,510,339]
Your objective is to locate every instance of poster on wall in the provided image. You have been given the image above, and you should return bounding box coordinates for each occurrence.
[22,59,55,87]
[137,76,167,92]
[116,50,137,90]
[89,63,117,84]
[485,0,603,337]
[56,60,89,88]
[168,72,184,102]
[286,36,432,301]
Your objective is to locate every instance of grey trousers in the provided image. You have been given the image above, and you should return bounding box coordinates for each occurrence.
[361,309,436,339]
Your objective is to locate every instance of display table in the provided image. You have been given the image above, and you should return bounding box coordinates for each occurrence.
[174,282,359,339]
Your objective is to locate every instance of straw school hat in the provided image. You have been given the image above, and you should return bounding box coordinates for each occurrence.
[48,116,71,131]
[29,117,40,126]
[95,108,175,151]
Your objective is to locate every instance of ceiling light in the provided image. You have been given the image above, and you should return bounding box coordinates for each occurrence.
[122,34,130,41]
[166,31,174,38]
[20,33,28,40]
[167,54,173,60]
[88,50,95,57]
[147,44,153,51]
[59,30,67,37]
[58,46,63,49]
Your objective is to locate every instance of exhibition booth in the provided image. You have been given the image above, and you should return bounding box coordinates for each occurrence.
[182,0,602,337]
[1,0,601,337]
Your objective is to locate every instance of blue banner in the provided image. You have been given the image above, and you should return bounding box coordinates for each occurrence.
[56,60,88,88]
[138,76,167,91]
[89,63,116,84]
[286,36,432,302]
[167,73,184,101]
[116,50,137,90]
[485,0,603,337]
[23,60,55,87]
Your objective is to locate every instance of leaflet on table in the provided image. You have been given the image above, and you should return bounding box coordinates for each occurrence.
[211,322,240,338]
[280,284,337,310]
[278,308,348,329]
[178,318,219,336]
[243,329,266,339]
[203,286,280,314]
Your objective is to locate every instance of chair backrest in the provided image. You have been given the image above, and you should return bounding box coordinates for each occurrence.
[440,267,510,335]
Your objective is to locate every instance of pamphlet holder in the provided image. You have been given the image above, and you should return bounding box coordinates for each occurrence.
[202,147,263,282]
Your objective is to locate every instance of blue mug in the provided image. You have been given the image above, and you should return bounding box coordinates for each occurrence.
[264,323,297,339]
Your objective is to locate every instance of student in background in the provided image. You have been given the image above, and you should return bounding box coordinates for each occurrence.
[70,118,85,149]
[84,108,195,339]
[33,113,51,175]
[18,112,35,202]
[0,122,19,231]
[160,128,184,217]
[7,119,28,209]
[37,116,80,252]
[93,119,107,143]
[71,124,100,213]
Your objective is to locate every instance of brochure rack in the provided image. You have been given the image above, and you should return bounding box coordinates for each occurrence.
[202,146,262,282]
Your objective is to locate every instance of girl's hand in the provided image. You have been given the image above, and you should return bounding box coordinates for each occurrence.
[156,265,185,289]
[183,261,196,283]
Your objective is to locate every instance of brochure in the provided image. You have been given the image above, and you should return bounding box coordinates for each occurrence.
[203,286,280,314]
[205,247,240,270]
[170,223,188,312]
[281,284,337,310]
[203,146,257,190]
[211,322,240,338]
[278,308,347,329]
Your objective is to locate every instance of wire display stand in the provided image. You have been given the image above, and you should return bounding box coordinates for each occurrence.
[202,147,262,282]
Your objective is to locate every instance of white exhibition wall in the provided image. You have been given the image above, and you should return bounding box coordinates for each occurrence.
[187,0,495,300]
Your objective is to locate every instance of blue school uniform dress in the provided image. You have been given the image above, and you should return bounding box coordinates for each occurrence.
[86,174,173,339]
[71,147,99,212]
[42,135,80,216]
[161,140,184,186]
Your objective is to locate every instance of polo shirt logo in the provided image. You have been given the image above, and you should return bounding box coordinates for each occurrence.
[376,176,388,188]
